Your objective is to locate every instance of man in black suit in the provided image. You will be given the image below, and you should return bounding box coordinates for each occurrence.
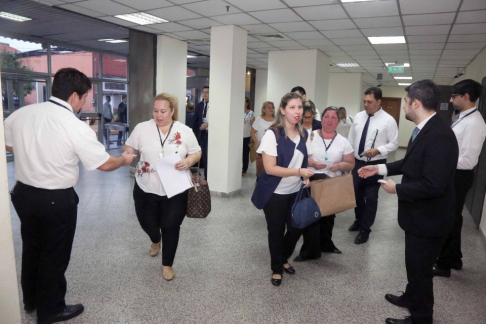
[358,80,458,324]
[116,94,127,146]
[194,86,209,179]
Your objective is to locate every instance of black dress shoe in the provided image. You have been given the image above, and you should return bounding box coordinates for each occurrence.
[385,316,412,324]
[322,247,342,254]
[283,265,295,275]
[38,304,84,324]
[348,220,361,232]
[385,293,410,309]
[432,265,451,278]
[271,275,282,286]
[24,304,36,313]
[354,230,369,244]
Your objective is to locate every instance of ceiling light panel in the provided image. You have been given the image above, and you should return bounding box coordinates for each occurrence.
[115,12,168,25]
[336,63,360,68]
[394,77,413,79]
[0,11,32,22]
[398,83,411,86]
[368,36,406,44]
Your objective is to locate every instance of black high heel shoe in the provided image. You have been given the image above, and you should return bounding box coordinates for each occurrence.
[283,264,295,275]
[271,274,282,286]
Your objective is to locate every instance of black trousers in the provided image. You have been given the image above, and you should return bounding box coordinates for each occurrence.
[403,232,445,324]
[352,159,385,232]
[242,137,250,173]
[298,173,338,259]
[263,192,303,274]
[199,130,209,179]
[103,117,111,143]
[436,169,474,269]
[133,183,187,266]
[11,182,78,322]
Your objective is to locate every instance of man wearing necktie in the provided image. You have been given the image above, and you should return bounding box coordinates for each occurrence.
[194,86,210,179]
[358,80,459,324]
[348,87,399,244]
[433,79,486,278]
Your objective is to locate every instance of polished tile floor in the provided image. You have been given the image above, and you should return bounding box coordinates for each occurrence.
[7,148,486,324]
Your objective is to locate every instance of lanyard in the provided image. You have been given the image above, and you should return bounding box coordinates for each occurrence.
[48,99,71,112]
[321,131,337,152]
[452,109,476,128]
[156,121,174,156]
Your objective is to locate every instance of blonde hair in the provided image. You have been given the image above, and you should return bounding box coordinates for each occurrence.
[153,93,178,121]
[260,101,275,117]
[270,92,305,138]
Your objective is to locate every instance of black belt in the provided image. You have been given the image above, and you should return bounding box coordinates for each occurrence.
[355,158,386,165]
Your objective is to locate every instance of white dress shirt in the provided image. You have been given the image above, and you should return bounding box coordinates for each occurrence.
[348,108,399,161]
[452,107,486,170]
[4,97,110,189]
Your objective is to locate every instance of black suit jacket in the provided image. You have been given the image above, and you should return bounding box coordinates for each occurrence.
[193,100,207,139]
[386,114,458,238]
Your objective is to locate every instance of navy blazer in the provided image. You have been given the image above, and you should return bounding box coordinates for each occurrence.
[252,128,309,209]
[386,115,458,238]
[193,100,206,139]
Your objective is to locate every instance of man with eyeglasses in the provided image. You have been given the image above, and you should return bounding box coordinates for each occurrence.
[348,87,399,244]
[433,79,486,278]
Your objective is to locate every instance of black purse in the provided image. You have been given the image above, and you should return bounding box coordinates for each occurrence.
[291,186,321,229]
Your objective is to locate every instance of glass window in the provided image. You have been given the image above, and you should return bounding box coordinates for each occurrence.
[102,54,127,80]
[50,45,95,77]
[102,82,128,122]
[0,36,48,73]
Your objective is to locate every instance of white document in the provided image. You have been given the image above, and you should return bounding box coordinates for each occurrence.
[154,153,193,198]
[323,160,336,169]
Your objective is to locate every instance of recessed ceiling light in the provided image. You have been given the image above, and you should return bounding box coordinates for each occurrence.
[106,39,128,43]
[398,83,411,86]
[341,0,375,2]
[368,36,406,44]
[385,62,410,67]
[336,63,360,68]
[394,77,413,80]
[187,55,197,58]
[0,11,32,22]
[115,12,168,25]
[98,39,114,42]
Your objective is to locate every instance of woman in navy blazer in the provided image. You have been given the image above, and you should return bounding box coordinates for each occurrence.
[252,92,314,286]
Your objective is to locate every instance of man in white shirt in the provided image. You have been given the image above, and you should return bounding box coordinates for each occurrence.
[5,68,134,324]
[348,87,399,244]
[434,79,486,277]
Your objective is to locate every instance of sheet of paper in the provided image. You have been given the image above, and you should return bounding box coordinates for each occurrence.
[324,160,336,169]
[154,153,193,198]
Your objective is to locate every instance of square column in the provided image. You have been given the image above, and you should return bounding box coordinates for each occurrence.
[208,25,247,196]
[267,49,330,112]
[156,35,188,123]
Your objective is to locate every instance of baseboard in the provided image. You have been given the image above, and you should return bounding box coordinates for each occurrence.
[210,189,242,198]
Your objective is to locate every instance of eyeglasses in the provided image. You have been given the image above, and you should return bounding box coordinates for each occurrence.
[303,116,313,120]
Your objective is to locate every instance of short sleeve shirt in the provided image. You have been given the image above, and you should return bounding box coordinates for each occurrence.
[125,120,201,196]
[257,129,313,194]
[243,110,255,138]
[4,96,110,189]
[309,131,353,177]
[252,116,274,142]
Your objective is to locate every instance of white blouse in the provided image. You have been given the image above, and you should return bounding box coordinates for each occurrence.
[243,110,255,138]
[125,120,201,196]
[309,130,354,178]
[257,129,313,195]
[252,116,274,142]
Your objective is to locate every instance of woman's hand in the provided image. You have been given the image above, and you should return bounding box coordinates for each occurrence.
[298,168,314,178]
[175,159,190,171]
[327,163,340,173]
[313,161,327,170]
[254,140,260,150]
[302,178,311,188]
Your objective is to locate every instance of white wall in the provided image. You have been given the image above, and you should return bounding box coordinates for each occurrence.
[267,49,329,111]
[156,35,188,123]
[254,69,268,114]
[0,76,22,323]
[328,73,363,118]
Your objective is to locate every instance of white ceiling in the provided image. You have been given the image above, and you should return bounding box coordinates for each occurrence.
[4,0,486,86]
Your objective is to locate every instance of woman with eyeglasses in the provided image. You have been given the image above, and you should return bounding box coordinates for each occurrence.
[302,106,322,134]
[294,106,355,262]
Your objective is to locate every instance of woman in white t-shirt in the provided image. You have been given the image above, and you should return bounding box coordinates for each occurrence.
[124,93,201,281]
[250,101,274,177]
[251,92,314,287]
[242,97,255,176]
[294,107,355,262]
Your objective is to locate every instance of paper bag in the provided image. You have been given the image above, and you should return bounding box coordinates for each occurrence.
[310,173,356,217]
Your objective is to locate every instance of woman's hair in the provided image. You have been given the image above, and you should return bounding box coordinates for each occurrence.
[260,101,275,117]
[245,96,251,109]
[303,108,316,117]
[271,92,305,138]
[153,93,178,121]
[321,106,339,120]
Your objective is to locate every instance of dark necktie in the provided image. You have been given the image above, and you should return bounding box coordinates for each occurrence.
[412,127,420,142]
[203,101,208,119]
[358,113,373,155]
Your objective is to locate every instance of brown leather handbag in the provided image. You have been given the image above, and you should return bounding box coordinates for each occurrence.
[186,165,211,218]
